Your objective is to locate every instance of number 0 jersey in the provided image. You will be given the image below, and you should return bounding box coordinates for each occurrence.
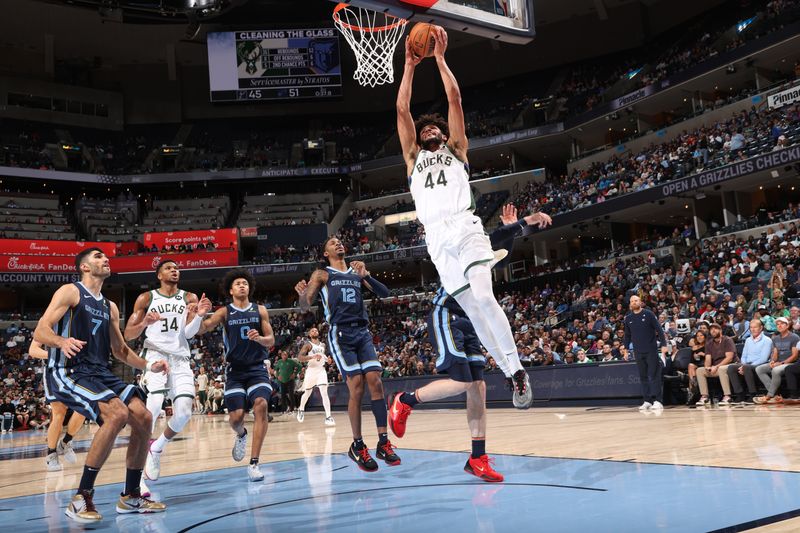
[143,289,190,357]
[223,303,268,369]
[408,144,474,227]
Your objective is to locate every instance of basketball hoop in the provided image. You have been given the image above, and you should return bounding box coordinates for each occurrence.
[333,3,408,88]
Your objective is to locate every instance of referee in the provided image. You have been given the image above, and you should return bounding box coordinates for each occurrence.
[623,295,669,411]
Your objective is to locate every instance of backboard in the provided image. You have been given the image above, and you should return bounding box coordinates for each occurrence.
[339,0,535,44]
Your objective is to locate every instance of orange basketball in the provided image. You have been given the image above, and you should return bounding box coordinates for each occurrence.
[408,23,437,58]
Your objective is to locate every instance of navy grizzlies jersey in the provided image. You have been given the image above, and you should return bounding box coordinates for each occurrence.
[320,266,368,326]
[52,282,112,369]
[223,303,267,368]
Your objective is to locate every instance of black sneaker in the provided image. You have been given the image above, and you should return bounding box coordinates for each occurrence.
[512,369,533,409]
[376,440,401,466]
[348,443,378,472]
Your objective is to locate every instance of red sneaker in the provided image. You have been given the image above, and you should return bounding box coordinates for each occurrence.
[388,392,412,438]
[464,455,504,483]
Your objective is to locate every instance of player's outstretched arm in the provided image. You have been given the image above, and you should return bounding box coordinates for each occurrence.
[431,27,467,160]
[246,305,275,348]
[351,261,390,298]
[110,301,168,373]
[124,291,160,341]
[397,37,422,171]
[295,269,327,311]
[34,284,85,358]
[198,305,227,336]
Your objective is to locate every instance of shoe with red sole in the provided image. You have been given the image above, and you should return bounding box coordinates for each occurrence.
[348,443,378,472]
[376,440,401,466]
[464,455,504,483]
[388,392,413,438]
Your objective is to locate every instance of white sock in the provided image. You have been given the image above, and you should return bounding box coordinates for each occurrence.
[150,433,171,453]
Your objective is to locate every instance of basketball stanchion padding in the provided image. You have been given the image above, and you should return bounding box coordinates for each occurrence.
[399,0,439,6]
[333,2,408,88]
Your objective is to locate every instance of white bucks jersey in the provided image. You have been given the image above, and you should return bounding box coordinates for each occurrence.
[306,340,326,370]
[143,289,190,358]
[408,144,475,227]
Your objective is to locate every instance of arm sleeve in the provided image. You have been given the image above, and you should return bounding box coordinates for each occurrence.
[184,315,202,339]
[364,275,390,298]
[489,220,527,251]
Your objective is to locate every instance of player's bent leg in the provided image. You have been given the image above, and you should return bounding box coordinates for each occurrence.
[227,406,248,463]
[248,396,269,482]
[145,392,165,434]
[46,403,67,471]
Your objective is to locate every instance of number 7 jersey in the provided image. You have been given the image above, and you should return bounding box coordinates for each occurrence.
[143,289,191,358]
[408,144,475,227]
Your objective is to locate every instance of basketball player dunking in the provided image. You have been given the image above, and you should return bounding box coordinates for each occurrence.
[30,340,86,472]
[389,204,550,482]
[123,259,210,492]
[197,268,275,482]
[294,237,400,472]
[296,327,335,426]
[34,248,168,523]
[395,26,533,408]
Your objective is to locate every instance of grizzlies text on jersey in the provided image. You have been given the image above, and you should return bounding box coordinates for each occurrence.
[223,303,267,368]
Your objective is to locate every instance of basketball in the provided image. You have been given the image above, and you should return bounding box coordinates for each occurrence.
[408,22,437,58]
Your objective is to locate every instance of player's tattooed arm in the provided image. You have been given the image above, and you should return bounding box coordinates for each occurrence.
[295,269,328,311]
[110,301,169,373]
[34,283,85,357]
[198,305,227,336]
[124,291,160,341]
[297,342,313,362]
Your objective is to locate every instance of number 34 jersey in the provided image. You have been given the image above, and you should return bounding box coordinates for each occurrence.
[408,144,475,227]
[143,289,191,358]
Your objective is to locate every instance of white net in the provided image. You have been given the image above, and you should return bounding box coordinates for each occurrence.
[333,4,408,88]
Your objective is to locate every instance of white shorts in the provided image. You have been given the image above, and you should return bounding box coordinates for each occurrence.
[141,349,195,401]
[424,212,495,296]
[302,367,329,390]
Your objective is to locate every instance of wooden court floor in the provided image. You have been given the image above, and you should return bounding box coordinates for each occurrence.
[2,405,800,531]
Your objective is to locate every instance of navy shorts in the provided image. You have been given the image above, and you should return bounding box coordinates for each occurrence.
[328,324,382,378]
[428,307,485,383]
[224,366,273,412]
[44,364,145,423]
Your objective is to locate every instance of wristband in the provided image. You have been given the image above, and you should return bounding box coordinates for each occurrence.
[145,360,153,373]
[184,314,202,338]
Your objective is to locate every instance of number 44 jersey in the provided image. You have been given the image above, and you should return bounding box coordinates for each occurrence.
[408,144,475,227]
[143,289,191,358]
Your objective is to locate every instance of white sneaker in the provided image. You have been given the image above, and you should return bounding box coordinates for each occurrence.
[296,410,305,423]
[324,416,335,426]
[232,430,247,462]
[144,448,161,481]
[651,401,664,411]
[247,463,264,482]
[718,396,732,406]
[638,402,652,411]
[139,477,151,498]
[46,452,62,472]
[58,440,77,464]
[488,248,508,269]
[695,396,710,407]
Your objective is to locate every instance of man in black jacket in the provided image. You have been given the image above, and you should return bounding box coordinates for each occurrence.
[624,295,669,412]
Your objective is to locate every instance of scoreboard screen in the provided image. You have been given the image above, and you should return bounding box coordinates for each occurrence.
[207,28,342,102]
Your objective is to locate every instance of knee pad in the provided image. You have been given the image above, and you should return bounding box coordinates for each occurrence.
[168,397,193,433]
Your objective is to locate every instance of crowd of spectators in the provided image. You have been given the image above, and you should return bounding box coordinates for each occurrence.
[510,104,799,219]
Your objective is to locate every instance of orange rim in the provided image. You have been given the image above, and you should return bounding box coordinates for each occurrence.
[333,3,408,33]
